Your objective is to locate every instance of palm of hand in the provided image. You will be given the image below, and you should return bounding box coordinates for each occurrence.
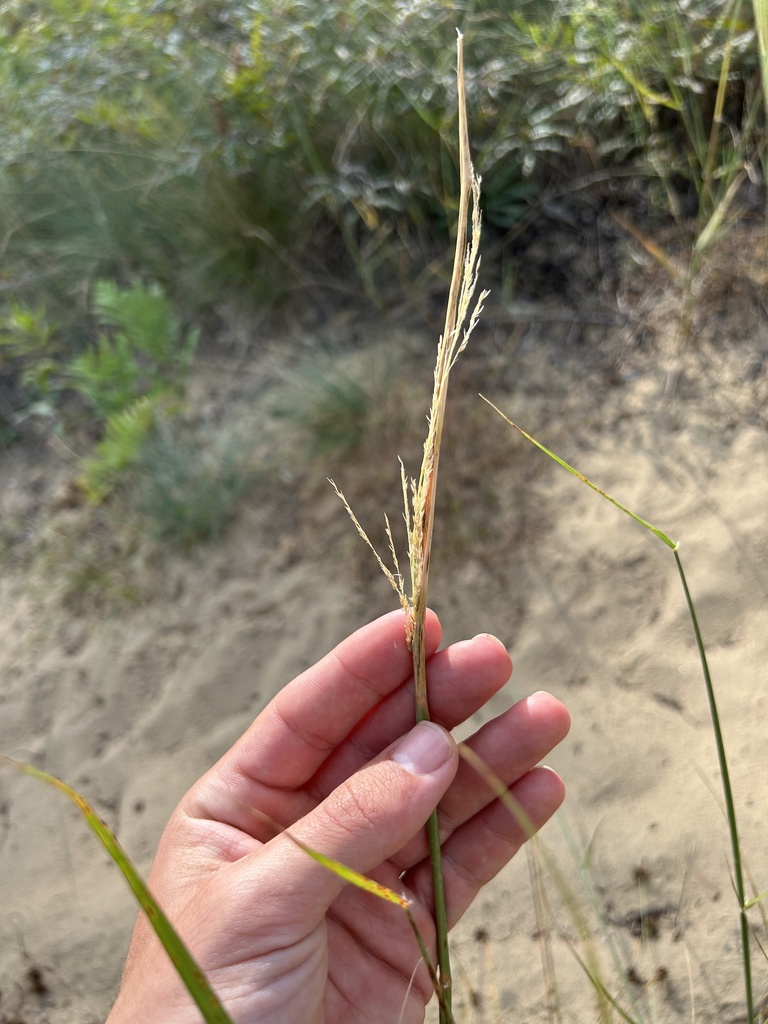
[109,611,568,1024]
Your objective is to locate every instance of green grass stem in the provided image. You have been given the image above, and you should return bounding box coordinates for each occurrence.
[673,549,753,1019]
[485,400,756,1024]
[753,0,768,120]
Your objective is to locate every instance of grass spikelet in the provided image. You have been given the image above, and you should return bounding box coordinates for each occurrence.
[329,478,409,617]
[333,33,487,1023]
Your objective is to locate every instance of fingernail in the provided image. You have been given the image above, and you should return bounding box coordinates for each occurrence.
[392,721,453,775]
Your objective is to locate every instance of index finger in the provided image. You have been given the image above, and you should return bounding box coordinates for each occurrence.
[197,609,441,807]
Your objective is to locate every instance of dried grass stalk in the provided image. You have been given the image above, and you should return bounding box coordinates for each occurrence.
[333,32,487,1023]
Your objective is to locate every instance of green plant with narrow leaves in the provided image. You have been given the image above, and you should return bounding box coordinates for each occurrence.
[0,755,236,1024]
[483,396,758,1024]
[136,421,255,547]
[1,755,438,1024]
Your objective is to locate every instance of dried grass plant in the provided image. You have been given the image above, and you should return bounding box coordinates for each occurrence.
[332,34,488,1022]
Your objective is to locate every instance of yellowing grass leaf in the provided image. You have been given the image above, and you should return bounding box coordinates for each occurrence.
[1,756,235,1024]
[285,833,410,909]
[753,0,768,114]
[745,888,768,910]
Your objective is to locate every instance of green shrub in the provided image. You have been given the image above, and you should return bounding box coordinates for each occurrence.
[80,395,161,504]
[68,279,198,501]
[222,0,759,245]
[69,279,198,420]
[0,0,264,314]
[0,0,761,313]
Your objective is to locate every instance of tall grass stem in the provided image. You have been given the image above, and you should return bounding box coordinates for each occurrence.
[333,34,488,1021]
[484,400,755,1024]
[673,549,753,1021]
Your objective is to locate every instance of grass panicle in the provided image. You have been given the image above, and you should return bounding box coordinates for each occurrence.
[333,34,487,1022]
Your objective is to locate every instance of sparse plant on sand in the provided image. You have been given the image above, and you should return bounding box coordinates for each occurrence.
[482,399,760,1024]
[136,421,255,547]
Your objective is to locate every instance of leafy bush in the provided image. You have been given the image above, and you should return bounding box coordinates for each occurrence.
[0,0,761,316]
[69,279,198,420]
[69,279,198,501]
[0,0,263,314]
[222,0,759,242]
[80,395,161,503]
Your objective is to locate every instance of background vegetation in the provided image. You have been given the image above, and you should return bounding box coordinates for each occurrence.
[0,0,763,517]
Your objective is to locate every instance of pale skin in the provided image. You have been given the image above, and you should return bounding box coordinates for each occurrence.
[107,609,570,1024]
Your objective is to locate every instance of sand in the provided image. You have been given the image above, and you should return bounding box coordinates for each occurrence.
[1,230,767,1023]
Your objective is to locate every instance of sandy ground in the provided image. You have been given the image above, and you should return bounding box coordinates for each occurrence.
[1,228,767,1023]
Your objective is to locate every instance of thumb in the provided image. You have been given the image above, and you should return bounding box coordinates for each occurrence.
[255,721,458,928]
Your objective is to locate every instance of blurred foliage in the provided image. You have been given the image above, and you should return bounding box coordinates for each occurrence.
[0,0,762,452]
[69,279,198,419]
[0,0,760,314]
[136,421,255,547]
[68,279,198,501]
[80,393,161,503]
[0,300,60,438]
[284,369,373,460]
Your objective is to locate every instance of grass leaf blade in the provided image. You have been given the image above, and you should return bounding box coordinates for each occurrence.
[480,396,678,549]
[1,756,235,1024]
[285,834,410,908]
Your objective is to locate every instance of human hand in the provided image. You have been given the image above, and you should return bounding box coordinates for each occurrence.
[107,610,569,1024]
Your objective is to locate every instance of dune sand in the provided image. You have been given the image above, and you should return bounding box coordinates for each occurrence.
[1,230,767,1023]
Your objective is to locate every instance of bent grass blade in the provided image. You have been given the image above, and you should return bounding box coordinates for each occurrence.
[478,397,678,549]
[223,793,447,1019]
[482,399,756,1024]
[0,756,235,1024]
[284,834,446,1014]
[458,744,640,1023]
[285,834,410,909]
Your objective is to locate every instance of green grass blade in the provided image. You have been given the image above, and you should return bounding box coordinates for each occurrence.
[745,889,768,910]
[284,831,451,1019]
[753,0,768,116]
[566,945,640,1024]
[1,756,235,1024]
[673,551,753,1020]
[482,397,754,1023]
[480,397,678,549]
[459,745,639,1023]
